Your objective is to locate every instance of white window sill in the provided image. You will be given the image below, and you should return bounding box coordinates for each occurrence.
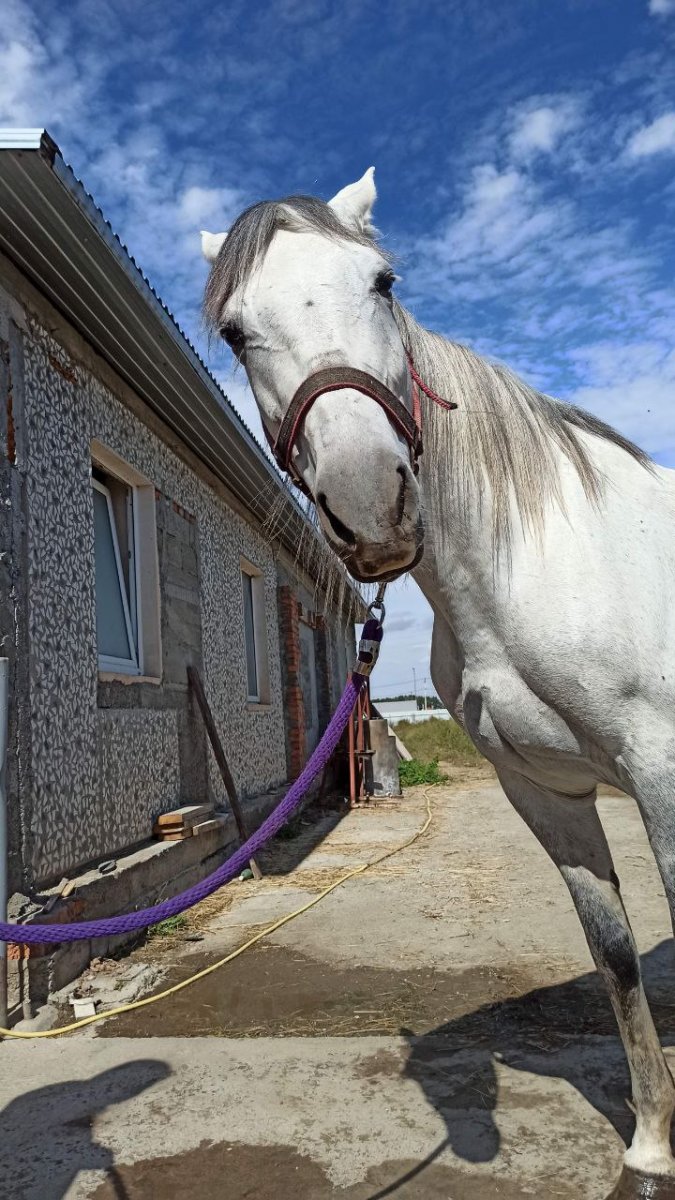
[98,672,162,686]
[246,701,272,712]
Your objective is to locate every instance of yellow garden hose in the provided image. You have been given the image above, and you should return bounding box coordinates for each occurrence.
[0,791,434,1039]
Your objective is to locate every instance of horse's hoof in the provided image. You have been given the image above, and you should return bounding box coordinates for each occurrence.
[606,1166,675,1199]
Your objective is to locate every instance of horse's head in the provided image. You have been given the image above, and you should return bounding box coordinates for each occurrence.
[201,169,424,583]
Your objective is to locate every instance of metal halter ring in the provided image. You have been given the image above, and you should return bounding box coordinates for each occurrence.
[367,583,387,626]
[355,583,387,677]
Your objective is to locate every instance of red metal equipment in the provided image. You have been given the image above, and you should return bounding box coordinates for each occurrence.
[347,672,373,805]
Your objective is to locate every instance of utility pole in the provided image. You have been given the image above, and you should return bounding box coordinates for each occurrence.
[412,667,417,714]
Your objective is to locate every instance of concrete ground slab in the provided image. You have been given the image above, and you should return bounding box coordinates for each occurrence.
[0,1034,637,1199]
[1,781,674,1199]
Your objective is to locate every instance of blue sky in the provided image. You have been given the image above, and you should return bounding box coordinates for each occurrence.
[2,0,674,697]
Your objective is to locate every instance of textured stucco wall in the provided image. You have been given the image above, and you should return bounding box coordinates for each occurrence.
[0,318,22,891]
[97,491,209,810]
[18,315,288,884]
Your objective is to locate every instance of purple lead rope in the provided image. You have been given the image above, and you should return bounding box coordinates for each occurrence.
[0,673,368,946]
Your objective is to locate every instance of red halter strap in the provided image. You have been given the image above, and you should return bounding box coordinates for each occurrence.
[406,353,458,414]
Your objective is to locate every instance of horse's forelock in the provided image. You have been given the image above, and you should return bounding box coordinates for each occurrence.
[203,195,380,329]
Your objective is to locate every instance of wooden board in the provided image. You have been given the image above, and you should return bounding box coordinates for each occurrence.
[191,816,228,837]
[156,804,213,830]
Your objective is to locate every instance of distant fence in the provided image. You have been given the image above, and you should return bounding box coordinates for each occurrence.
[375,707,451,725]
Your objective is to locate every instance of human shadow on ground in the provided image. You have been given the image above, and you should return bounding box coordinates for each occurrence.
[0,1059,170,1200]
[401,938,675,1167]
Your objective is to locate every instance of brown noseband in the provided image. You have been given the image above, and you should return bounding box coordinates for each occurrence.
[263,359,457,497]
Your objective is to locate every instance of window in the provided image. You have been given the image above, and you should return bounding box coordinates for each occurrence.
[241,559,270,704]
[242,572,258,699]
[92,472,139,672]
[91,442,161,680]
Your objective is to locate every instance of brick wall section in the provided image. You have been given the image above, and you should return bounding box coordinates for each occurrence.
[277,584,306,779]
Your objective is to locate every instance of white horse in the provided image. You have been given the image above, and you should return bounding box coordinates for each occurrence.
[200,169,675,1199]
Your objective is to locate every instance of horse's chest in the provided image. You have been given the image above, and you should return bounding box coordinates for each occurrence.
[429,614,602,792]
[459,667,598,793]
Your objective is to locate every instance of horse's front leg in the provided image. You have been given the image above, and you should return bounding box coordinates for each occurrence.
[498,768,675,1199]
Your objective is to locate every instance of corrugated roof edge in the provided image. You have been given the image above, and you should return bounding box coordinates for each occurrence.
[0,129,51,151]
[36,131,281,479]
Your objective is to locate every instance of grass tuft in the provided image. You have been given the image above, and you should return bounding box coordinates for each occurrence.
[148,914,188,939]
[399,758,448,787]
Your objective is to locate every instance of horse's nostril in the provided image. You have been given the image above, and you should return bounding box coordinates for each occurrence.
[318,493,356,547]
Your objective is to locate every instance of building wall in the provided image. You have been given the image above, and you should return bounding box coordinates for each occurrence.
[11,310,290,886]
[0,305,24,895]
[97,489,209,810]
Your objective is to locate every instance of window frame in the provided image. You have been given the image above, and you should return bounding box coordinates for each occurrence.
[240,558,270,706]
[92,476,142,675]
[242,570,259,702]
[91,441,162,683]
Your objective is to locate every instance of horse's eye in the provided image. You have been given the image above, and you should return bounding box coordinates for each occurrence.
[219,322,246,355]
[374,270,396,300]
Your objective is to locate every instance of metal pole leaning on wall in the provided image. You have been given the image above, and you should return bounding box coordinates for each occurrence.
[0,659,8,1029]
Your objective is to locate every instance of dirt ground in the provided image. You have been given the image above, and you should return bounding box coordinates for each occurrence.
[2,768,675,1199]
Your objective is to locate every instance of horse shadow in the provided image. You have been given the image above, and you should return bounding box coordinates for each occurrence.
[0,1058,170,1199]
[401,939,675,1167]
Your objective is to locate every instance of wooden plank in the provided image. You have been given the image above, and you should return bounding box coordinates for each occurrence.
[187,666,262,880]
[43,877,70,913]
[156,804,213,829]
[192,816,228,837]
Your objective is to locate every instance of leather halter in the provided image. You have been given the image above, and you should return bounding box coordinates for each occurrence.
[264,358,457,496]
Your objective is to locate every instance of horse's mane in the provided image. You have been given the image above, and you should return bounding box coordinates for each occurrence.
[394,306,651,555]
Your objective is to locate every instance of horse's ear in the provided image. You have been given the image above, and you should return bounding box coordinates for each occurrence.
[328,167,377,236]
[201,230,228,264]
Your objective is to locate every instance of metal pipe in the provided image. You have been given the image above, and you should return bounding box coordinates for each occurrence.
[0,658,8,1029]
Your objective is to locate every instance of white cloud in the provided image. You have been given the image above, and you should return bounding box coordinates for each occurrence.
[0,0,95,127]
[649,0,675,14]
[626,111,675,158]
[571,345,675,460]
[0,0,259,377]
[509,102,580,160]
[418,164,567,276]
[403,86,675,464]
[176,185,240,231]
[407,96,588,302]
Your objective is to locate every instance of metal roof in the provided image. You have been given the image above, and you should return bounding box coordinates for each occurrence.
[0,128,315,559]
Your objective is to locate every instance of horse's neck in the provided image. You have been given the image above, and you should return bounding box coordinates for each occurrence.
[401,315,593,604]
[408,356,578,625]
[411,396,662,637]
